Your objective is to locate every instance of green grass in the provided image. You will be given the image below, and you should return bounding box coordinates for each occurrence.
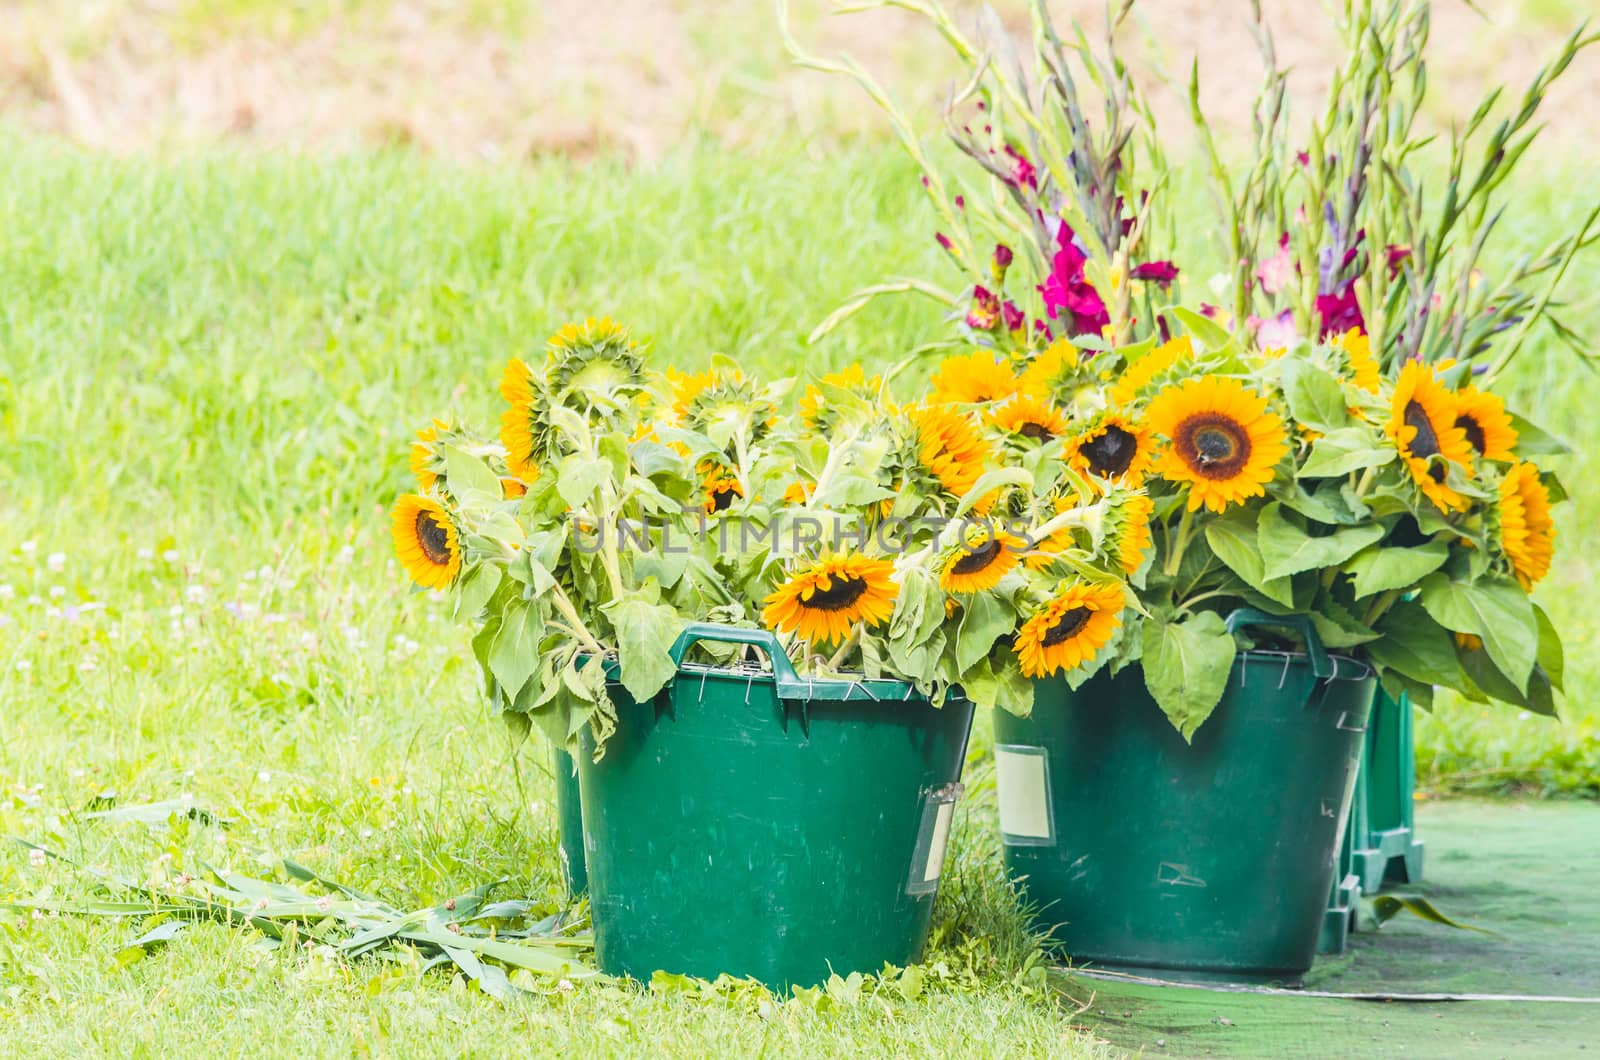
[0,132,1596,1052]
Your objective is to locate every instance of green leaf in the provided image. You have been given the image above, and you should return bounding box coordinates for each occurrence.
[1257,502,1384,581]
[1535,604,1564,692]
[1459,646,1556,717]
[1167,306,1233,352]
[602,595,682,703]
[955,467,1033,516]
[488,600,541,701]
[955,591,1015,674]
[1308,600,1378,649]
[443,444,504,501]
[1370,894,1492,935]
[1418,575,1537,693]
[454,563,502,620]
[1343,540,1448,598]
[1140,611,1237,742]
[1507,412,1570,455]
[1205,514,1295,608]
[1370,601,1459,688]
[555,454,612,510]
[1282,360,1352,432]
[1297,428,1396,478]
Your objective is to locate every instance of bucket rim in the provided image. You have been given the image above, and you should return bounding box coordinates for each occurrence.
[671,659,953,705]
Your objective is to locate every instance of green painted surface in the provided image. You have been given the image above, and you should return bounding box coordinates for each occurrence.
[1060,800,1600,1057]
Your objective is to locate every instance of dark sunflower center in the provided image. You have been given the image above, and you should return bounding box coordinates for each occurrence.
[1019,421,1054,441]
[1176,415,1251,480]
[1081,425,1138,476]
[1041,606,1092,647]
[952,538,1004,575]
[1403,400,1440,459]
[1403,400,1447,481]
[710,486,737,511]
[806,576,870,612]
[1456,414,1487,455]
[415,511,453,567]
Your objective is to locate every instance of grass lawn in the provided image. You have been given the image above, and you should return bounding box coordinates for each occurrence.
[0,133,1595,1054]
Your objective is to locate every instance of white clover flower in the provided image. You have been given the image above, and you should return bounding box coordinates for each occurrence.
[46,552,65,573]
[162,549,180,564]
[20,541,37,556]
[0,584,13,600]
[136,547,155,561]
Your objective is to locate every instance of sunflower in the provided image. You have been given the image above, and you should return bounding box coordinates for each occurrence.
[544,316,647,410]
[930,351,1031,405]
[1497,461,1556,589]
[1453,384,1518,462]
[1014,581,1125,678]
[501,477,527,499]
[782,480,813,505]
[1331,328,1381,393]
[702,466,744,514]
[410,418,450,492]
[910,404,990,498]
[940,528,1027,593]
[800,364,885,432]
[1106,492,1155,575]
[1146,376,1288,512]
[670,368,779,444]
[762,553,899,645]
[1018,338,1082,399]
[1110,335,1192,405]
[391,495,462,590]
[1066,413,1156,486]
[1385,361,1474,513]
[990,395,1070,443]
[499,358,551,484]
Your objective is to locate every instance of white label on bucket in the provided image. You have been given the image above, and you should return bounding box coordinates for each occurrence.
[923,800,955,883]
[994,745,1054,846]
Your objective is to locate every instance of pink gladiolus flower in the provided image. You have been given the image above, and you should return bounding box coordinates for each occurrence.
[1257,235,1295,295]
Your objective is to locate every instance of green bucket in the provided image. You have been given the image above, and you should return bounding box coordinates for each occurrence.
[992,609,1375,982]
[551,746,587,897]
[578,623,974,988]
[1350,686,1424,889]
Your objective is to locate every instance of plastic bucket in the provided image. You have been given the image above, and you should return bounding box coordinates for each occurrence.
[551,746,587,897]
[578,623,974,988]
[1350,686,1424,888]
[992,609,1375,982]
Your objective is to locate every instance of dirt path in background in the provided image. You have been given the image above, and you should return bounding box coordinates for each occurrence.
[0,1,1593,160]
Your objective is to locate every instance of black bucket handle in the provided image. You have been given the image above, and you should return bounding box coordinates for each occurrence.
[1223,608,1333,680]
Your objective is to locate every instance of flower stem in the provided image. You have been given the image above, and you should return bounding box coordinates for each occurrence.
[1162,504,1196,578]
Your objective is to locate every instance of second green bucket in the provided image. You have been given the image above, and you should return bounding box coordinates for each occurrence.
[993,610,1375,982]
[578,623,974,989]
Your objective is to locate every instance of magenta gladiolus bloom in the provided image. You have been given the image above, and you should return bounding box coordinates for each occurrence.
[1130,261,1179,287]
[1039,223,1109,337]
[1315,284,1365,337]
[966,285,1001,330]
[1003,145,1037,189]
[1002,300,1025,334]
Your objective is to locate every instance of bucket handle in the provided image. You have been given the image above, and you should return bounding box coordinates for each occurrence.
[668,622,802,689]
[1223,608,1333,680]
